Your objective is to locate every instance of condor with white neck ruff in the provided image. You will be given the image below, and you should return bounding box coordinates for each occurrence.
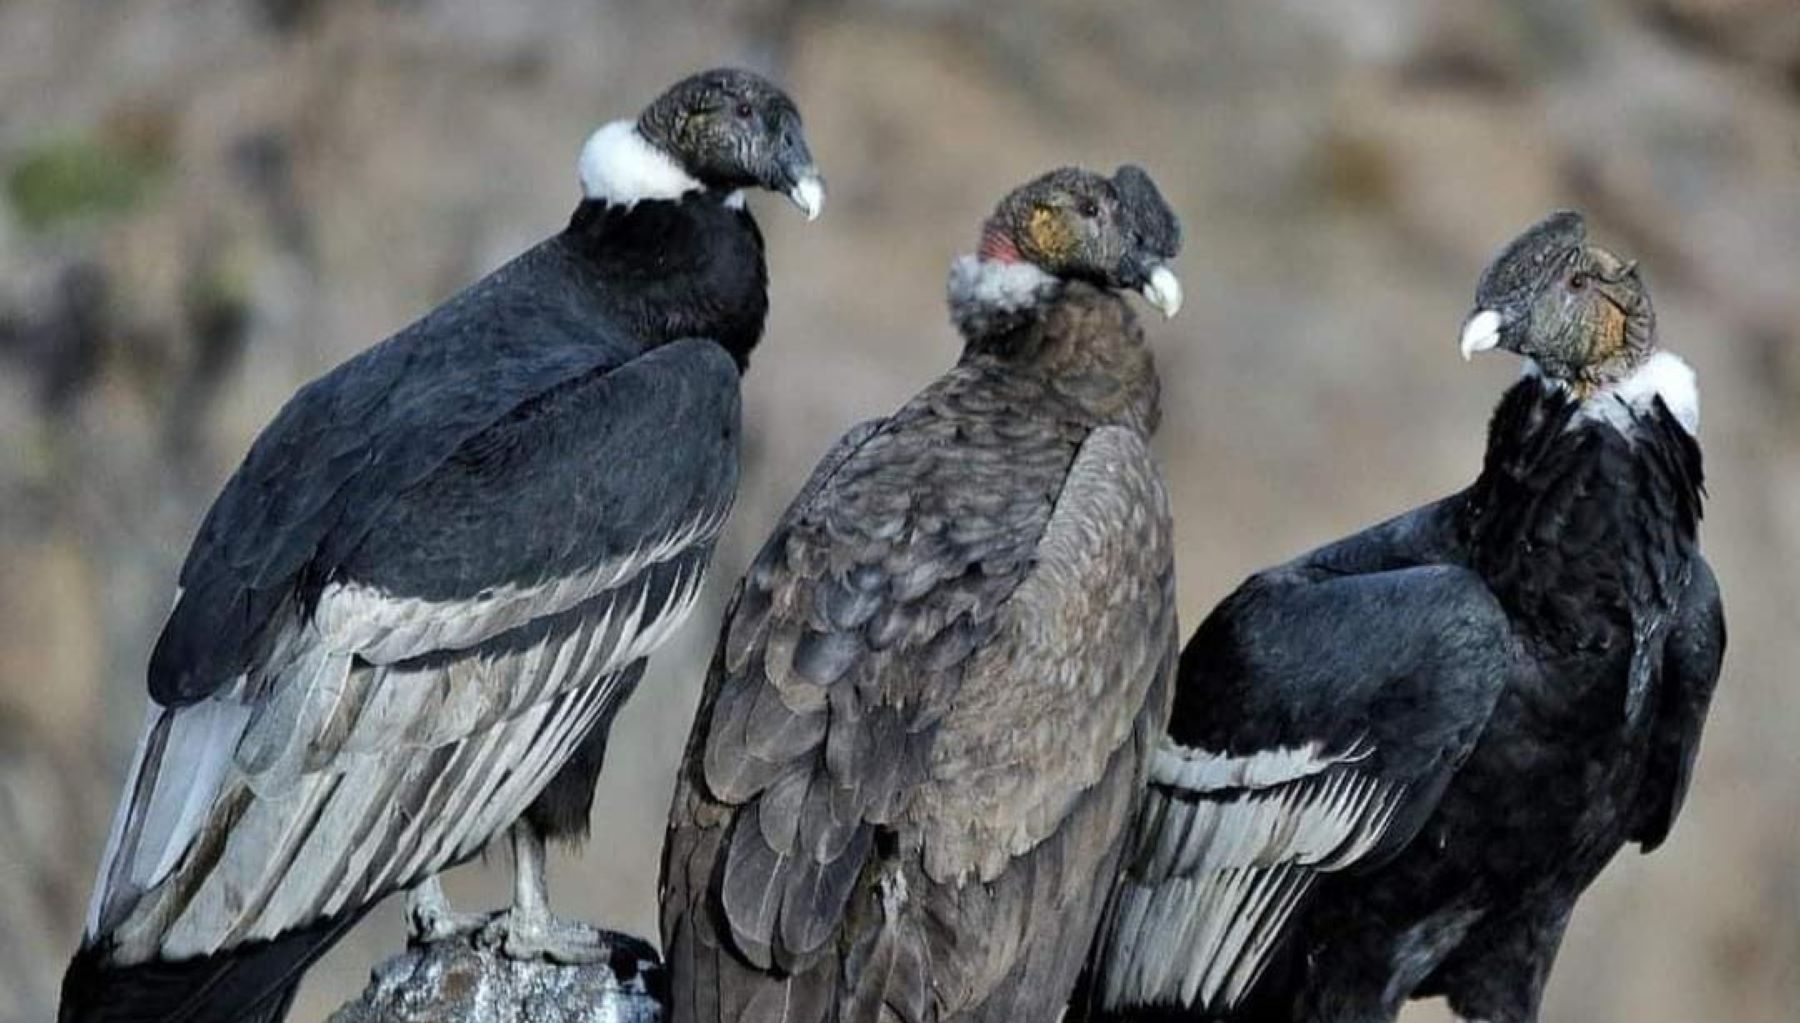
[60,68,821,1023]
[661,166,1183,1023]
[1076,211,1724,1023]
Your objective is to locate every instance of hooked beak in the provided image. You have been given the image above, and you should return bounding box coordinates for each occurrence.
[787,171,825,221]
[1459,308,1503,361]
[1141,265,1184,319]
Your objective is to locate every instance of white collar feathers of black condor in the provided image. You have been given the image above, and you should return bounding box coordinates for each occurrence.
[1458,209,1698,438]
[561,67,825,367]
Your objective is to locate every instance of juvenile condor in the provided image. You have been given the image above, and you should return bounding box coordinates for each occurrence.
[660,166,1186,1023]
[1076,211,1724,1023]
[60,68,823,1023]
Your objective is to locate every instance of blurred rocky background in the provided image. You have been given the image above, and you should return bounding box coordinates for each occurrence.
[1,0,1797,1020]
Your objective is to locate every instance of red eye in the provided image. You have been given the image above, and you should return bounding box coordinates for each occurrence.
[1567,271,1589,291]
[734,101,754,119]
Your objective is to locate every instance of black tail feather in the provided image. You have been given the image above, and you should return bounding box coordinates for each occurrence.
[58,910,364,1023]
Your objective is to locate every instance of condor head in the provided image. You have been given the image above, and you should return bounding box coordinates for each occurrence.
[1459,210,1654,390]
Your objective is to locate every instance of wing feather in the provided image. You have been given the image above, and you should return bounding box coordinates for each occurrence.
[1098,747,1409,1011]
[664,409,1176,1023]
[1088,558,1513,1017]
[913,427,1172,886]
[88,333,736,966]
[1630,556,1724,850]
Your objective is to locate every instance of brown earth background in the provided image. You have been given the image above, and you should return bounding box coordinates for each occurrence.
[1,1,1797,1020]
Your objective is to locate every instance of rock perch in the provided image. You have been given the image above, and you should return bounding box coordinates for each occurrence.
[330,931,666,1023]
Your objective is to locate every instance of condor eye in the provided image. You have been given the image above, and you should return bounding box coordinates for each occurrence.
[1567,271,1589,292]
[734,101,754,119]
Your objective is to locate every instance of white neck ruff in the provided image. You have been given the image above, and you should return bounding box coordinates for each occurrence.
[577,120,702,207]
[946,254,1058,338]
[1532,350,1700,436]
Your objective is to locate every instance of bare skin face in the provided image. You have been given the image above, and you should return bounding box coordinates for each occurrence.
[636,68,821,209]
[1461,210,1655,392]
[985,166,1181,298]
[1520,244,1651,390]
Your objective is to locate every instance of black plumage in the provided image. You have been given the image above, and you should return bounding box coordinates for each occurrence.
[61,68,822,1023]
[1077,211,1724,1023]
[660,165,1185,1023]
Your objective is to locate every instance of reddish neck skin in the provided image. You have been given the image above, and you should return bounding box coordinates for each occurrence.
[978,224,1024,263]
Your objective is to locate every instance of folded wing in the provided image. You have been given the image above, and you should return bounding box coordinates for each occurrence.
[1089,504,1515,1016]
[88,337,741,967]
[1629,557,1725,850]
[663,421,1177,1023]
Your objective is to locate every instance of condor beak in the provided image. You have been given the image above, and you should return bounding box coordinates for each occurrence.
[1141,265,1184,319]
[1460,308,1503,361]
[787,172,825,221]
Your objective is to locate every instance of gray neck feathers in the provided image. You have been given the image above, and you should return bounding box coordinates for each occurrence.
[946,255,1061,341]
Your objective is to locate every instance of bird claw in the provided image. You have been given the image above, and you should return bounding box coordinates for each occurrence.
[476,911,611,964]
[406,899,490,947]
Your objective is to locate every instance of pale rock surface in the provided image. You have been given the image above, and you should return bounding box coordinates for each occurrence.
[328,931,665,1023]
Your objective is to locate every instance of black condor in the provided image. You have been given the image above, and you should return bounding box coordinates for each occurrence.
[1080,211,1724,1023]
[62,68,822,1023]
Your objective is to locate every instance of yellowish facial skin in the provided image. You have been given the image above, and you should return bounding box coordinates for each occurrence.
[1533,244,1651,394]
[1025,205,1079,265]
[1562,311,1623,399]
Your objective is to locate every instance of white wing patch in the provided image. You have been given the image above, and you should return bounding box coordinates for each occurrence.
[313,507,724,664]
[1097,738,1405,1014]
[85,699,252,936]
[86,525,714,965]
[1147,738,1366,792]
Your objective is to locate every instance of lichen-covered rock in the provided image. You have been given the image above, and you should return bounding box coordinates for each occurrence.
[328,932,666,1023]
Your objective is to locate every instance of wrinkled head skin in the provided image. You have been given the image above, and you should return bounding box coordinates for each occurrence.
[638,68,824,218]
[1459,210,1655,388]
[985,165,1185,317]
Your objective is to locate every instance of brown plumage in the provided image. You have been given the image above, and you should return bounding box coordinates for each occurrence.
[659,166,1185,1023]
